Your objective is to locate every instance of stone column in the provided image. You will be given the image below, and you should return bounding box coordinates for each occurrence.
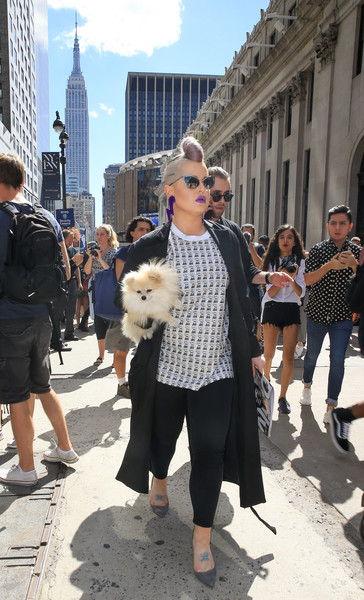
[269,93,285,231]
[254,108,268,235]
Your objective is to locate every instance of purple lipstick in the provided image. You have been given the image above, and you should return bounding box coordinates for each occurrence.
[195,195,206,203]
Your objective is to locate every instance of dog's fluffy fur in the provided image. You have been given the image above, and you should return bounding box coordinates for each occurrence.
[121,260,181,343]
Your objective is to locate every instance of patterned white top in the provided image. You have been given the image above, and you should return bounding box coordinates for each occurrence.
[91,247,117,275]
[156,223,234,391]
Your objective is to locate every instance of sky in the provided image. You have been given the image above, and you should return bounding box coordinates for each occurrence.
[47,0,267,225]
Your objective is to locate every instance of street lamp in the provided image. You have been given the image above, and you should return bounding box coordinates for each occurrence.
[52,110,69,210]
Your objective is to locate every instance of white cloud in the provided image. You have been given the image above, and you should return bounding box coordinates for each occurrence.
[89,110,98,118]
[48,0,183,57]
[99,103,114,116]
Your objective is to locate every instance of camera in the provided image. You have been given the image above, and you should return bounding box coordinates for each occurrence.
[243,231,251,244]
[280,255,297,274]
[88,242,100,257]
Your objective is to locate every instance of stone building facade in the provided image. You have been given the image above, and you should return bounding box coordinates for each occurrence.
[159,0,364,247]
[114,150,172,235]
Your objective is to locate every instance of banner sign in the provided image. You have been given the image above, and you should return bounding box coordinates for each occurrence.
[56,208,75,228]
[41,152,60,212]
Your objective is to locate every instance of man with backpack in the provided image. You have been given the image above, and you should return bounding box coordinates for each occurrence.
[0,153,78,486]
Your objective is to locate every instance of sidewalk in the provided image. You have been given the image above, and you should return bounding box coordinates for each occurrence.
[0,323,363,600]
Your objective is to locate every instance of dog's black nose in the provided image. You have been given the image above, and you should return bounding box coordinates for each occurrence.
[141,295,147,301]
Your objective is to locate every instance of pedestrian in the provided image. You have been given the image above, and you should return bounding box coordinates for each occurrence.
[116,137,267,588]
[0,153,78,486]
[329,401,364,453]
[300,205,361,421]
[207,166,292,291]
[242,223,266,344]
[63,230,82,342]
[261,225,306,413]
[105,216,155,397]
[258,234,270,250]
[84,224,118,366]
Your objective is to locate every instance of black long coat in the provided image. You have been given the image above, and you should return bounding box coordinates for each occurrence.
[115,221,266,509]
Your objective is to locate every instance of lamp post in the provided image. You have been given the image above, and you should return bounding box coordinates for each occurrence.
[52,110,69,210]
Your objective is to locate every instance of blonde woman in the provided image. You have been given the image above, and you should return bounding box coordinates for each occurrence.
[84,224,118,366]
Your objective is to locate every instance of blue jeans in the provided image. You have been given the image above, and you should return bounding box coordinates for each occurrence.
[303,317,353,406]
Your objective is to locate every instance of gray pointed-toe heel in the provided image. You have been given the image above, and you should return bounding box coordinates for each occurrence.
[194,567,216,588]
[150,502,169,517]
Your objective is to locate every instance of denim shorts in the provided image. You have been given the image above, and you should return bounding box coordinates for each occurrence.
[0,316,52,404]
[262,301,300,329]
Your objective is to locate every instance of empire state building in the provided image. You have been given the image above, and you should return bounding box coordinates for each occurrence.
[65,20,89,194]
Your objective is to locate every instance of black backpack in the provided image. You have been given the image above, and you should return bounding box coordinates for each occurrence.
[0,202,67,305]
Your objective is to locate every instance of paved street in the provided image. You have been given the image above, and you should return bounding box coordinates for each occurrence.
[1,322,363,600]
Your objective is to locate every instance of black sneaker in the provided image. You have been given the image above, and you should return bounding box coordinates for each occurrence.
[278,397,291,414]
[328,409,350,453]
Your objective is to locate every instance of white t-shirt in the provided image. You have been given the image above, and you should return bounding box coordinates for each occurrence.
[261,257,306,320]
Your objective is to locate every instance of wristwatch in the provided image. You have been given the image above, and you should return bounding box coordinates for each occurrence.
[265,273,271,284]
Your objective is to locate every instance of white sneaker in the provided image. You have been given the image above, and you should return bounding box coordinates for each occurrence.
[323,408,333,424]
[294,344,304,359]
[299,387,312,406]
[6,435,36,450]
[43,443,79,464]
[0,464,38,487]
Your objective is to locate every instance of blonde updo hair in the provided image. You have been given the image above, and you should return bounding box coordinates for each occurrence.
[97,223,118,248]
[163,136,205,185]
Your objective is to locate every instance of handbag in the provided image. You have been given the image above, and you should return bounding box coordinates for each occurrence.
[346,264,364,313]
[94,266,123,321]
[82,274,91,292]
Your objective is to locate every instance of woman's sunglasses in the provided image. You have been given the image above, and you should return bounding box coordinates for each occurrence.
[170,175,215,190]
[211,191,234,203]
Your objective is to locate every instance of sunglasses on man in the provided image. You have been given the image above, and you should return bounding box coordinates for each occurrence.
[211,191,234,203]
[170,175,215,189]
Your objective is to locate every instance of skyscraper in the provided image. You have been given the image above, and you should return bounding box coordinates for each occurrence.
[65,18,89,194]
[0,0,39,202]
[125,72,221,161]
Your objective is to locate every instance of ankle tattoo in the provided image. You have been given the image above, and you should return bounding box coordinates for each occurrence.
[199,552,210,563]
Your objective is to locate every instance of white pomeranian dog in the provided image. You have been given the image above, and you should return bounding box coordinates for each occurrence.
[121,260,181,343]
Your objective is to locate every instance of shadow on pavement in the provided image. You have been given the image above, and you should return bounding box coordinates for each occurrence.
[39,397,131,458]
[68,463,274,599]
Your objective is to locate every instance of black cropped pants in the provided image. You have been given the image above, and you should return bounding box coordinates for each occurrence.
[150,378,233,528]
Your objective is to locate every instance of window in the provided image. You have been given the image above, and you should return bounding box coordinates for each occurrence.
[355,4,364,76]
[307,69,314,123]
[265,170,271,234]
[239,184,243,226]
[302,149,311,244]
[251,178,256,221]
[253,127,257,159]
[253,53,260,67]
[282,160,290,222]
[269,31,277,46]
[286,94,293,137]
[267,111,273,149]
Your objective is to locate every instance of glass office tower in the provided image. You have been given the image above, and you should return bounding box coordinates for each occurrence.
[125,72,221,161]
